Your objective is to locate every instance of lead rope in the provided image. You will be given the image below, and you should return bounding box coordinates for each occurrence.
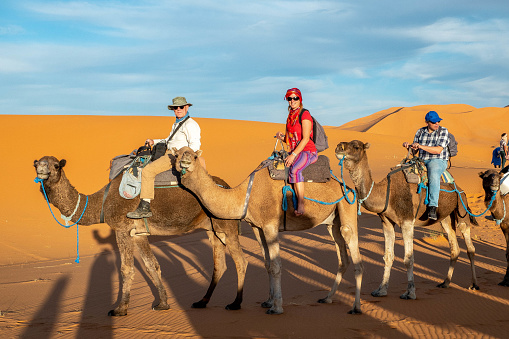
[34,177,87,263]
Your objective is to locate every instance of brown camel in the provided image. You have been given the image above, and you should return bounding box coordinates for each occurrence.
[335,140,479,299]
[172,146,364,315]
[34,156,247,316]
[479,169,509,286]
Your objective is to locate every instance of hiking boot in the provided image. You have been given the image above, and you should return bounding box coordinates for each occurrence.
[127,200,152,219]
[428,206,438,221]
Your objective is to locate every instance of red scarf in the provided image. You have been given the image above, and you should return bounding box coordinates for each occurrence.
[285,108,301,147]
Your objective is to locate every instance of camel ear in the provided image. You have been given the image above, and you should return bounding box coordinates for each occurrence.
[196,150,203,157]
[33,160,38,167]
[364,143,370,150]
[171,147,178,156]
[478,171,485,178]
[59,159,66,168]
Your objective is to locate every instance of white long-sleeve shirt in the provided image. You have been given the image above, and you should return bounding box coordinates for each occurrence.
[153,117,201,152]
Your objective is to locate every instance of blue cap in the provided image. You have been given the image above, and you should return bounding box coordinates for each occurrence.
[425,111,442,123]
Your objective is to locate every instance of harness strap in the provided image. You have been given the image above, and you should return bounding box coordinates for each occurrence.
[380,164,410,214]
[241,171,256,219]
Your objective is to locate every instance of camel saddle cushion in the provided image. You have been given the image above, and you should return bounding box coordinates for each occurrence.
[110,153,180,186]
[263,155,331,182]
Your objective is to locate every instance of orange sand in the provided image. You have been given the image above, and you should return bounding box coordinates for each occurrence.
[1,105,508,338]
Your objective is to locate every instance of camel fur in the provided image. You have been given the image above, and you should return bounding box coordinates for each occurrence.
[335,140,479,299]
[478,169,509,286]
[34,156,247,316]
[172,146,364,315]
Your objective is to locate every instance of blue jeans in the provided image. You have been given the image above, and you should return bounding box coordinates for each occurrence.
[424,158,448,207]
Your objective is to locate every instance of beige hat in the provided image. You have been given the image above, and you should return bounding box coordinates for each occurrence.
[168,96,192,110]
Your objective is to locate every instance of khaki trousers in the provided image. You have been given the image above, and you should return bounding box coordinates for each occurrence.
[140,151,172,200]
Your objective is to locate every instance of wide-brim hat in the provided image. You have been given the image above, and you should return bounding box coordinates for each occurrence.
[168,96,192,110]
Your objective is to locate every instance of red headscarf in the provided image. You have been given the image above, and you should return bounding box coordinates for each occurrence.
[284,88,302,101]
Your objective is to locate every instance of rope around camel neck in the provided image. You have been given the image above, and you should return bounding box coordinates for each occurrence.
[34,177,88,263]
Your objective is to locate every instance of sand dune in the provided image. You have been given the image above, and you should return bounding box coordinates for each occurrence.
[1,105,508,338]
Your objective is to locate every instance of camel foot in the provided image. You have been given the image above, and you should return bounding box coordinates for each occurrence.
[399,292,416,300]
[497,279,509,287]
[266,308,283,315]
[191,300,208,308]
[371,290,387,297]
[153,303,170,311]
[468,283,480,291]
[261,301,272,308]
[225,302,241,310]
[317,297,332,304]
[108,309,127,316]
[436,281,450,288]
[348,308,362,315]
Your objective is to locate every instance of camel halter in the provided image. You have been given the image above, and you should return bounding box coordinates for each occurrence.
[357,180,375,216]
[34,177,88,263]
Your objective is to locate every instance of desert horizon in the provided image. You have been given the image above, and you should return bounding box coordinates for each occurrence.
[1,104,508,338]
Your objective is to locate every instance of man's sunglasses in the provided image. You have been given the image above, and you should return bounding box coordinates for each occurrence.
[174,105,186,109]
[287,96,300,102]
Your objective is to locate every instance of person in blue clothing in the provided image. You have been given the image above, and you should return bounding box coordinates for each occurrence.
[403,111,449,221]
[492,147,501,168]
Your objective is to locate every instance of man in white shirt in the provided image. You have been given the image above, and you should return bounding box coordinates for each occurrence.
[127,96,202,219]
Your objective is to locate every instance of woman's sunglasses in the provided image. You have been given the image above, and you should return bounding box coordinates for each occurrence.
[287,96,300,102]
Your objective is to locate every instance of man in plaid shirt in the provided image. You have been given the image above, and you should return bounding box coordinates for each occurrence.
[403,111,449,220]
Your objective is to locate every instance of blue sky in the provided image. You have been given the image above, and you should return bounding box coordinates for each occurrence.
[1,0,508,126]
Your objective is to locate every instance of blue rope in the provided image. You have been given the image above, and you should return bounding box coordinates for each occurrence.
[337,158,357,205]
[282,185,298,211]
[34,177,87,263]
[417,179,496,219]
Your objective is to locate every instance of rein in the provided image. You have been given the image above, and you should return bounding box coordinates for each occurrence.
[34,177,87,263]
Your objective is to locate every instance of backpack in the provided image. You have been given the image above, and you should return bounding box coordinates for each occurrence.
[298,109,329,152]
[118,155,151,199]
[447,132,458,157]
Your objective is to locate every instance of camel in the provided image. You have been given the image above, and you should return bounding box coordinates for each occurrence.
[171,146,364,315]
[335,140,479,299]
[478,169,509,286]
[34,156,247,316]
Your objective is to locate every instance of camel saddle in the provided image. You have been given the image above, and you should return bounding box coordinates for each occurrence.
[262,155,331,183]
[391,156,454,185]
[109,152,180,186]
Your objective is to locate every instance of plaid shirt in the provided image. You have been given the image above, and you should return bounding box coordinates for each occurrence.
[413,126,449,160]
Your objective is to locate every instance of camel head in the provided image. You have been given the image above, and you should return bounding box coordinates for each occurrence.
[479,169,502,202]
[335,140,370,170]
[34,156,66,183]
[172,147,203,176]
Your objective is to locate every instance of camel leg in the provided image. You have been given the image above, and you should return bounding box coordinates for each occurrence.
[108,230,136,316]
[400,220,416,300]
[223,228,248,310]
[253,224,283,314]
[338,204,363,314]
[371,217,395,297]
[499,224,509,286]
[133,235,170,311]
[457,219,479,290]
[437,216,460,289]
[318,222,349,304]
[192,230,227,309]
[252,226,274,309]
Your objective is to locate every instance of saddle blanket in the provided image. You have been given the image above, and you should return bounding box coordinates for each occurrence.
[263,155,331,183]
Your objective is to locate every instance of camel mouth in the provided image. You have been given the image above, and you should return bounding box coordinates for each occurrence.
[179,160,191,172]
[36,172,49,180]
[335,153,346,160]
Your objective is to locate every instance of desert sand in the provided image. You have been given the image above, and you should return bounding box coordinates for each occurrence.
[1,104,508,338]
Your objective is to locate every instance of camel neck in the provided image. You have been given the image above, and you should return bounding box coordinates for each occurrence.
[180,165,255,220]
[45,171,101,226]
